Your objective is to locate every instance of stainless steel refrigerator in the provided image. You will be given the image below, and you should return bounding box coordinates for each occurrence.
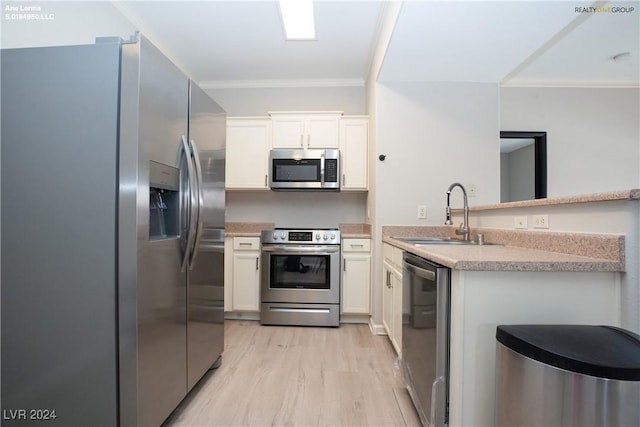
[1,33,225,426]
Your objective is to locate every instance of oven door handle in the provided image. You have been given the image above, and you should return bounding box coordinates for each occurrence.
[261,245,340,254]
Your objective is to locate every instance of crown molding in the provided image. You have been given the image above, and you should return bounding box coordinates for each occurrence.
[500,80,640,88]
[198,78,365,90]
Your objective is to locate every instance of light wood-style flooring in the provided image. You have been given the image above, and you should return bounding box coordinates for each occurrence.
[165,320,420,426]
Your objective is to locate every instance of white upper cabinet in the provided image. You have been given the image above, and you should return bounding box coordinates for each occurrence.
[226,118,271,190]
[340,117,369,191]
[270,112,341,149]
[226,113,368,191]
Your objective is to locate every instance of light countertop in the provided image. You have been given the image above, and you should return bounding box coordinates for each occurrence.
[383,226,625,272]
[384,237,623,272]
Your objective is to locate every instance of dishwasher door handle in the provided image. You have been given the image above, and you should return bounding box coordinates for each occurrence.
[403,261,436,281]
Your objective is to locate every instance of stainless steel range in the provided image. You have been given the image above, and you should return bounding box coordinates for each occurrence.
[260,228,341,327]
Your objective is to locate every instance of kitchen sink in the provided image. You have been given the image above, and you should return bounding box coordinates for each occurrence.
[393,236,496,246]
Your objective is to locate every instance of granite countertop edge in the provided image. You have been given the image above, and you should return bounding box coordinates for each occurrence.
[383,236,625,272]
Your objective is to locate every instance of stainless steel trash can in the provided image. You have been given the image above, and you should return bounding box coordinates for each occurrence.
[495,324,640,427]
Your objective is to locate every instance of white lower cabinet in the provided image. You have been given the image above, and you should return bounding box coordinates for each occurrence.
[382,243,403,355]
[227,237,261,312]
[341,239,371,315]
[448,270,622,426]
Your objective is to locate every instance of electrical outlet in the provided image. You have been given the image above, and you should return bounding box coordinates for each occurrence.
[467,184,477,197]
[417,205,427,219]
[514,216,528,229]
[533,214,549,229]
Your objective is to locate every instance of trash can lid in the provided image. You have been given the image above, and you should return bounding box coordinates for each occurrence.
[496,325,640,381]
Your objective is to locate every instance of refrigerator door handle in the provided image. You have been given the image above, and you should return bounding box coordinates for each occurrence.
[430,375,446,426]
[188,138,204,270]
[179,135,197,272]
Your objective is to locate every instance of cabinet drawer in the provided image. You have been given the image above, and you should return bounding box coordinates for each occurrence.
[233,237,260,250]
[392,246,403,268]
[383,243,403,269]
[342,239,371,252]
[383,243,393,261]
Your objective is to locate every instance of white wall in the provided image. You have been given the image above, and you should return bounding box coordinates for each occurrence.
[204,86,366,116]
[1,2,136,48]
[369,81,500,327]
[375,82,500,226]
[488,86,640,333]
[226,191,366,228]
[501,87,640,197]
[504,143,535,202]
[473,199,640,334]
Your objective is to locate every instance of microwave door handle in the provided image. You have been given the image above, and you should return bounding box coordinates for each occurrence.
[320,155,325,187]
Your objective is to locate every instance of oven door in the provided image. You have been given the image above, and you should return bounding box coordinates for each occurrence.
[260,245,340,304]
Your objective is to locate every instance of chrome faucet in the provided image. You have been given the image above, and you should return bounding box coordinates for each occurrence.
[445,182,470,241]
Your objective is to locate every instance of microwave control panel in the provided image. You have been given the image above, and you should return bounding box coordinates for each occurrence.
[325,159,338,182]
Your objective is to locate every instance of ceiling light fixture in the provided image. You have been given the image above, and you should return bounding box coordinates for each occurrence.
[278,0,316,41]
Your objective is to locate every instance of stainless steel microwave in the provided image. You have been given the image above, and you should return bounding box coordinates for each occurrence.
[269,149,340,191]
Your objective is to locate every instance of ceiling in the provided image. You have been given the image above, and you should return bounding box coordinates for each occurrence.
[113,0,638,88]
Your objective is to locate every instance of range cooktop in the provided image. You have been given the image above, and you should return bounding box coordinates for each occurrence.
[261,228,340,244]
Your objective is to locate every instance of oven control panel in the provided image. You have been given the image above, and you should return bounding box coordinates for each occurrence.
[261,229,341,245]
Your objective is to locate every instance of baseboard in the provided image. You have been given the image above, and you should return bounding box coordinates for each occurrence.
[369,319,387,335]
[340,314,371,324]
[224,311,260,321]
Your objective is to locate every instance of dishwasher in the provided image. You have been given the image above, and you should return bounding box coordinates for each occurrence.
[402,252,451,427]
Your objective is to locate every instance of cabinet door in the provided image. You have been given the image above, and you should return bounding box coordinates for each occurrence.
[340,118,368,190]
[271,113,341,149]
[232,251,260,311]
[382,260,394,338]
[272,116,305,148]
[391,267,403,355]
[226,119,271,189]
[341,253,371,314]
[307,115,340,148]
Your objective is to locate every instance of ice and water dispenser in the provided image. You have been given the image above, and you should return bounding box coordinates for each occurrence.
[149,161,179,240]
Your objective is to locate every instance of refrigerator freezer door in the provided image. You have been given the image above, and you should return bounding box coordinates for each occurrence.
[119,35,189,427]
[1,43,121,426]
[186,81,226,391]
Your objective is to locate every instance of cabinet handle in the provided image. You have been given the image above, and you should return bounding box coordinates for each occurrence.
[307,134,311,148]
[342,174,346,186]
[300,134,304,148]
[256,257,259,270]
[265,174,268,187]
[343,261,346,272]
[239,242,253,247]
[350,244,364,249]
